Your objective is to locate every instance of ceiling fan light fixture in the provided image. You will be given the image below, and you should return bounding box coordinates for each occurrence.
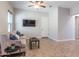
[27,1,46,9]
[34,4,40,9]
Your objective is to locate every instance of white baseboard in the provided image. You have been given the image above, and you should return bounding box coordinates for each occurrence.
[48,36,75,42]
[53,39,75,42]
[50,38,75,42]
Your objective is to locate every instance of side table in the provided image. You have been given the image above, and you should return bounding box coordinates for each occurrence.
[29,37,40,49]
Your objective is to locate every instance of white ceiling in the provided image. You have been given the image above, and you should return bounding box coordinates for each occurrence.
[9,1,79,13]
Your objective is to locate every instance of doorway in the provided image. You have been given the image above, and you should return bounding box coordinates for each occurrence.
[75,16,79,40]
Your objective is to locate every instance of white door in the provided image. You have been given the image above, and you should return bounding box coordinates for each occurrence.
[41,17,48,37]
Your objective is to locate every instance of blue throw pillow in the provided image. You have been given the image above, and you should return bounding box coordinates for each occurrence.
[10,34,18,40]
[16,31,21,36]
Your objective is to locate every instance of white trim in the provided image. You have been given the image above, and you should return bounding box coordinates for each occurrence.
[48,36,75,42]
[50,38,75,42]
[53,39,75,42]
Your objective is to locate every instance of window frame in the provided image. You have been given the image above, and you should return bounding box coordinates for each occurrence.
[8,10,13,32]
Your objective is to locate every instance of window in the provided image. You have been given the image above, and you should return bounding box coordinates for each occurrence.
[8,11,13,32]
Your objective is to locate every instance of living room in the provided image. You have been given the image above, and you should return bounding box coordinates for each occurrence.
[0,1,49,57]
[0,1,79,57]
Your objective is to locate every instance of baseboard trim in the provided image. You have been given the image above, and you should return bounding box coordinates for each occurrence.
[48,36,75,41]
[49,38,75,42]
[48,36,76,41]
[53,39,75,42]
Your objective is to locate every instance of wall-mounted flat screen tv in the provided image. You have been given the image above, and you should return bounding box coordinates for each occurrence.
[23,19,36,27]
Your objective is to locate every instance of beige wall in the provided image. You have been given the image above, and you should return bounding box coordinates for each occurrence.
[0,1,14,34]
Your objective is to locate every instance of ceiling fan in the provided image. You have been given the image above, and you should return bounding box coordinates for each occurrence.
[27,1,46,8]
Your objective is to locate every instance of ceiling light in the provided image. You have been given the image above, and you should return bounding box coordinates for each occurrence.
[34,4,40,9]
[27,1,46,8]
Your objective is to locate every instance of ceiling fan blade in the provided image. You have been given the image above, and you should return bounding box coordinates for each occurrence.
[29,1,34,3]
[36,1,39,3]
[27,1,34,5]
[40,1,44,3]
[36,1,43,4]
[35,1,40,4]
[40,5,46,8]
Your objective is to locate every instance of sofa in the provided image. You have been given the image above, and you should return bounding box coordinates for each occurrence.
[0,35,25,56]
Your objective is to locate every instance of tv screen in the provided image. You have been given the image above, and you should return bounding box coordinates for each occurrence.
[23,20,36,27]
